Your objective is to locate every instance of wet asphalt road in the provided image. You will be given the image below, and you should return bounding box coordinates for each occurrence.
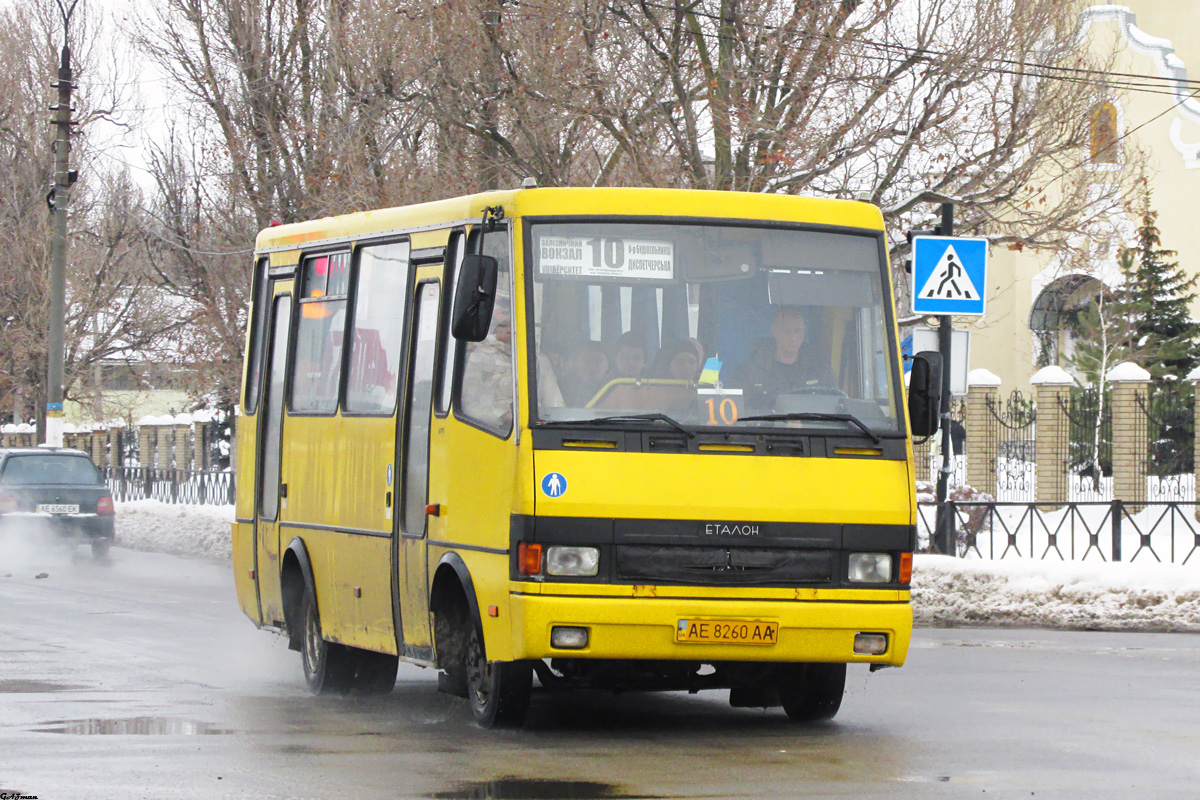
[1,546,1199,800]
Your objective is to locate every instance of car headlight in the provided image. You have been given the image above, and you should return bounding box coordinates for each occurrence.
[848,552,892,583]
[544,546,600,577]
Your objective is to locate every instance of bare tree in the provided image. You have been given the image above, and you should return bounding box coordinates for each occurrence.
[0,1,168,431]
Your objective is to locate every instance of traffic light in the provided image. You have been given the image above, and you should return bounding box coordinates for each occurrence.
[903,227,942,273]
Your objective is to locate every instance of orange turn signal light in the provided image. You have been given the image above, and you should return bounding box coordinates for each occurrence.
[518,542,543,576]
[898,552,913,585]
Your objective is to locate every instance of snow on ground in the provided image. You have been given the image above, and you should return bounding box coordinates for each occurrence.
[113,502,1200,631]
[115,500,234,561]
[913,554,1200,632]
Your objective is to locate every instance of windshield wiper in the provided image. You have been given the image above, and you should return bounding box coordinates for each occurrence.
[539,413,695,439]
[735,412,883,445]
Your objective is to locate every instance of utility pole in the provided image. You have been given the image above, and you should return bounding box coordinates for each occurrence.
[934,202,955,556]
[46,0,79,447]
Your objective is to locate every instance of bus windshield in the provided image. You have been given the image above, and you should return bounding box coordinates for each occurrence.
[528,221,901,435]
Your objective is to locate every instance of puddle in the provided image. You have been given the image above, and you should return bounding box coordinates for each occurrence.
[0,680,86,693]
[35,717,231,735]
[431,778,657,799]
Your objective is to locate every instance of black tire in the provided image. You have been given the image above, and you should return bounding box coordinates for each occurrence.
[465,625,532,728]
[90,539,112,560]
[777,663,846,722]
[353,650,399,694]
[300,587,356,695]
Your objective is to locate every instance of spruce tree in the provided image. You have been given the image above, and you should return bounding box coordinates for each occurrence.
[1127,189,1200,380]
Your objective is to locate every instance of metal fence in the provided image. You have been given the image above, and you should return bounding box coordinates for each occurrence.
[1144,382,1195,501]
[917,500,1200,565]
[105,466,235,506]
[986,390,1036,501]
[1063,386,1112,502]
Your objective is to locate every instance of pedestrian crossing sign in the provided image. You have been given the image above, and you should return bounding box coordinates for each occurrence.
[911,236,988,316]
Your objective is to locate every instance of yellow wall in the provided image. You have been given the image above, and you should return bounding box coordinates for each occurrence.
[971,2,1200,393]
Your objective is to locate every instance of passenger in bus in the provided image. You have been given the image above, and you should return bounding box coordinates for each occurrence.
[535,329,565,409]
[729,305,834,401]
[461,307,515,430]
[559,340,609,406]
[651,338,703,382]
[607,332,647,381]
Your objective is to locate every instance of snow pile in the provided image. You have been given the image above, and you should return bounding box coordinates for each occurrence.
[913,554,1200,632]
[115,500,234,560]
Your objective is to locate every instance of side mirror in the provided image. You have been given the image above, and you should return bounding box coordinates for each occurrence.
[451,254,499,342]
[907,351,943,438]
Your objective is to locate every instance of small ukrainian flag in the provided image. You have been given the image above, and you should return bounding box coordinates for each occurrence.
[698,357,722,385]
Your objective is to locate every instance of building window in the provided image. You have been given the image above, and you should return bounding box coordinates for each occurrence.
[1090,101,1119,165]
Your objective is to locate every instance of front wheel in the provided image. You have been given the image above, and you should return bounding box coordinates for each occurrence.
[777,663,846,722]
[465,626,532,728]
[300,588,356,695]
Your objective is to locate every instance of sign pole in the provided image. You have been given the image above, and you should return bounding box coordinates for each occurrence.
[935,203,954,555]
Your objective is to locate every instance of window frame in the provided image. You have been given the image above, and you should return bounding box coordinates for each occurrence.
[339,236,413,418]
[435,228,466,419]
[520,215,906,438]
[287,248,352,417]
[243,256,271,415]
[450,223,517,440]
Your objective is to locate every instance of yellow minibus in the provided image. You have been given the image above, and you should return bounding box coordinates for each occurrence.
[232,186,940,727]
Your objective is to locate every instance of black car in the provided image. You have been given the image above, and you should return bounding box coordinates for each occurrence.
[0,447,115,558]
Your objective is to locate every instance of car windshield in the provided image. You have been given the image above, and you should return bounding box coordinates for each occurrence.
[528,221,901,434]
[0,455,101,486]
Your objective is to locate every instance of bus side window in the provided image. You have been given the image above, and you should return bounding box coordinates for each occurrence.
[243,256,270,414]
[291,252,350,414]
[456,229,513,437]
[345,241,410,414]
[436,229,465,416]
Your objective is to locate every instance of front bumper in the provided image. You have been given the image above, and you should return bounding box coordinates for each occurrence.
[509,592,912,666]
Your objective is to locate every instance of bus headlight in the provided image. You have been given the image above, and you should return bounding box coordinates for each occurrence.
[545,546,600,577]
[848,553,892,583]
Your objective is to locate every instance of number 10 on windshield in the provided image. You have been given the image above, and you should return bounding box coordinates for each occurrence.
[703,396,741,425]
[537,236,675,281]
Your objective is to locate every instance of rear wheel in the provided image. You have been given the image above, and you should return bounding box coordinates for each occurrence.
[300,587,356,694]
[90,539,111,560]
[465,626,531,728]
[777,663,846,722]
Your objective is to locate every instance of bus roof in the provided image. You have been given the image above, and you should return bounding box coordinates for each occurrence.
[254,187,885,254]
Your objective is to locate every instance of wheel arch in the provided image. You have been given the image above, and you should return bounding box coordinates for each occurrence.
[429,551,483,668]
[281,537,316,652]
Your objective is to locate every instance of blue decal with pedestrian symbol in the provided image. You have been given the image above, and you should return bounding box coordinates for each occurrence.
[911,236,988,316]
[541,472,567,498]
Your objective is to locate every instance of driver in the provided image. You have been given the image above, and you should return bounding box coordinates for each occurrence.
[730,305,834,399]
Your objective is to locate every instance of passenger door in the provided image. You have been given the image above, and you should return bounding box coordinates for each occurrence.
[396,279,441,654]
[255,293,292,628]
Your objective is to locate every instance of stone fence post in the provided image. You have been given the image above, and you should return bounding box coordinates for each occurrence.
[91,425,107,467]
[194,418,210,470]
[1031,366,1073,508]
[175,415,193,471]
[1108,362,1150,505]
[965,369,1001,495]
[157,418,174,469]
[138,416,157,468]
